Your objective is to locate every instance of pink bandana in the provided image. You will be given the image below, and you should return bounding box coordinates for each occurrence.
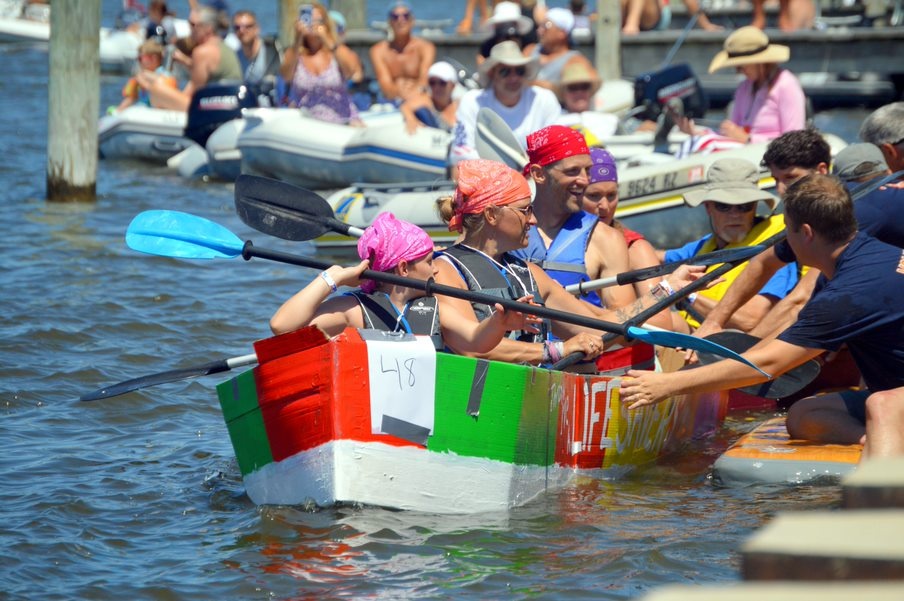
[589,148,618,183]
[356,213,434,293]
[449,159,532,232]
[524,125,589,175]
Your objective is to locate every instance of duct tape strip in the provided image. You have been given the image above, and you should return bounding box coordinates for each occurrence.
[466,359,490,417]
[381,414,431,446]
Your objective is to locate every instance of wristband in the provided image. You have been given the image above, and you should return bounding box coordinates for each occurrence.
[687,292,698,305]
[319,270,338,293]
[659,279,675,295]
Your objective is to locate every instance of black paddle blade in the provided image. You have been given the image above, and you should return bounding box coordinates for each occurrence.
[234,174,342,241]
[80,358,235,401]
[697,331,821,400]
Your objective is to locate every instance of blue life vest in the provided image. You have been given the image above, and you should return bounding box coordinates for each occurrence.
[514,211,602,307]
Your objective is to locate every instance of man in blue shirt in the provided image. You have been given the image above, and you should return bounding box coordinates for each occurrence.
[621,174,904,458]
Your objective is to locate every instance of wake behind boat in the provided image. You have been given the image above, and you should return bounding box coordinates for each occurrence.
[217,326,727,514]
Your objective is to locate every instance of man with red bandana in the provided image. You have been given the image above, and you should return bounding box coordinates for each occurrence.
[513,125,638,315]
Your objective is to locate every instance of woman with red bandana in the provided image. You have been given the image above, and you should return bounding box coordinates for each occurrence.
[269,213,539,354]
[433,159,706,367]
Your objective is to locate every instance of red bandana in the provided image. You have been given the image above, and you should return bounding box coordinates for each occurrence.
[524,125,589,175]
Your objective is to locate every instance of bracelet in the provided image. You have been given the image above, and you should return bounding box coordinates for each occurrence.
[319,270,338,293]
[543,340,564,364]
[651,282,670,301]
[687,292,698,305]
[659,279,675,295]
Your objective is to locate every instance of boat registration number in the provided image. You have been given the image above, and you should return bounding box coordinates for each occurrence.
[620,165,705,199]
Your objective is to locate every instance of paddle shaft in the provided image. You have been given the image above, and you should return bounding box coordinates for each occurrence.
[80,353,257,401]
[240,242,635,338]
[552,229,787,369]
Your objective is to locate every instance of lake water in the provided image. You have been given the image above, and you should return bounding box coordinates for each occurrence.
[0,1,873,599]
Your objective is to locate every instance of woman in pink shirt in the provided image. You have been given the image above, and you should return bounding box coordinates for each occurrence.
[708,26,806,144]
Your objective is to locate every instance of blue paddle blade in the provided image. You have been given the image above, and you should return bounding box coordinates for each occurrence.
[126,210,245,259]
[626,325,771,377]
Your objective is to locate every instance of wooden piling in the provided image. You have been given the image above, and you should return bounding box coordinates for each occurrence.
[46,0,100,202]
[332,0,366,30]
[278,0,304,50]
[595,0,622,82]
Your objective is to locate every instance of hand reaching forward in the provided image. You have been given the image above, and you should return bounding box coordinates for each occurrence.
[493,295,543,334]
[619,369,672,410]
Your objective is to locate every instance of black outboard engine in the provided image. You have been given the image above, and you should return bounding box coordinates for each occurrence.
[185,82,259,148]
[633,63,708,122]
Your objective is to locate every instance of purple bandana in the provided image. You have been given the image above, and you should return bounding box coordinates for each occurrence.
[589,148,618,183]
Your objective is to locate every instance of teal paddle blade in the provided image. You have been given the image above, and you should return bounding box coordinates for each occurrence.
[126,210,245,259]
[625,325,771,377]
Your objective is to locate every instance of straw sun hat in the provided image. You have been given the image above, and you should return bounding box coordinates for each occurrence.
[708,26,790,74]
[478,40,539,86]
[556,62,601,101]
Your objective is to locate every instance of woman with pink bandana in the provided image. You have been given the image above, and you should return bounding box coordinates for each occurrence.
[269,213,538,354]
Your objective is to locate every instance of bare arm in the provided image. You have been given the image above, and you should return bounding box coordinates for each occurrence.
[687,291,775,333]
[270,261,368,335]
[694,246,786,338]
[369,42,400,100]
[626,238,673,331]
[620,337,822,409]
[335,44,363,82]
[748,268,820,339]
[586,222,637,312]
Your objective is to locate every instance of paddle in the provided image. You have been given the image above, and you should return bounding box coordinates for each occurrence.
[475,107,528,171]
[695,331,821,399]
[234,173,365,242]
[80,353,258,402]
[125,209,769,373]
[234,174,771,295]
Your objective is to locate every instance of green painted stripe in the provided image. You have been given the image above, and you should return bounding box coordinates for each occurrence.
[428,354,558,466]
[216,369,273,476]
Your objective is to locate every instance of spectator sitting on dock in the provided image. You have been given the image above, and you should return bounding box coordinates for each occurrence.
[621,174,904,459]
[621,0,722,35]
[456,0,492,35]
[147,5,242,112]
[433,159,708,368]
[752,0,815,32]
[476,2,534,66]
[675,26,806,155]
[280,3,362,125]
[115,39,177,112]
[269,212,541,353]
[448,41,561,168]
[399,61,459,134]
[522,7,596,91]
[657,158,798,333]
[369,1,436,104]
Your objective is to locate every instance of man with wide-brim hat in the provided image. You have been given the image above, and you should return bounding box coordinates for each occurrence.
[476,1,535,65]
[658,157,798,332]
[677,26,805,148]
[449,41,561,169]
[555,61,601,113]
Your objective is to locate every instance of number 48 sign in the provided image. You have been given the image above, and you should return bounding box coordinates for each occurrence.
[360,330,437,438]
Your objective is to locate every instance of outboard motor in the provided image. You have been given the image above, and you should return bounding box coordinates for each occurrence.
[633,63,708,122]
[184,82,259,148]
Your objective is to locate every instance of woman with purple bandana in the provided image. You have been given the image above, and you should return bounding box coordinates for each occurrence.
[582,149,673,332]
[269,213,539,353]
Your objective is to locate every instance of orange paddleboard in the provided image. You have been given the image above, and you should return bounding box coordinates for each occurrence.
[714,416,862,486]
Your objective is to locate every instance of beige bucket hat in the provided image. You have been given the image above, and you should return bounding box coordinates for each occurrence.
[556,61,602,101]
[684,158,779,212]
[478,40,539,86]
[708,26,790,74]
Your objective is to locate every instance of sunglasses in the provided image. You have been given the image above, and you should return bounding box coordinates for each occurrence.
[565,82,593,93]
[390,11,411,21]
[711,201,757,213]
[428,78,450,87]
[498,66,527,78]
[233,22,256,31]
[504,204,534,218]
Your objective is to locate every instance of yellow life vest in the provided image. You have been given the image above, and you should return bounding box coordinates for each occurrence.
[681,214,787,329]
